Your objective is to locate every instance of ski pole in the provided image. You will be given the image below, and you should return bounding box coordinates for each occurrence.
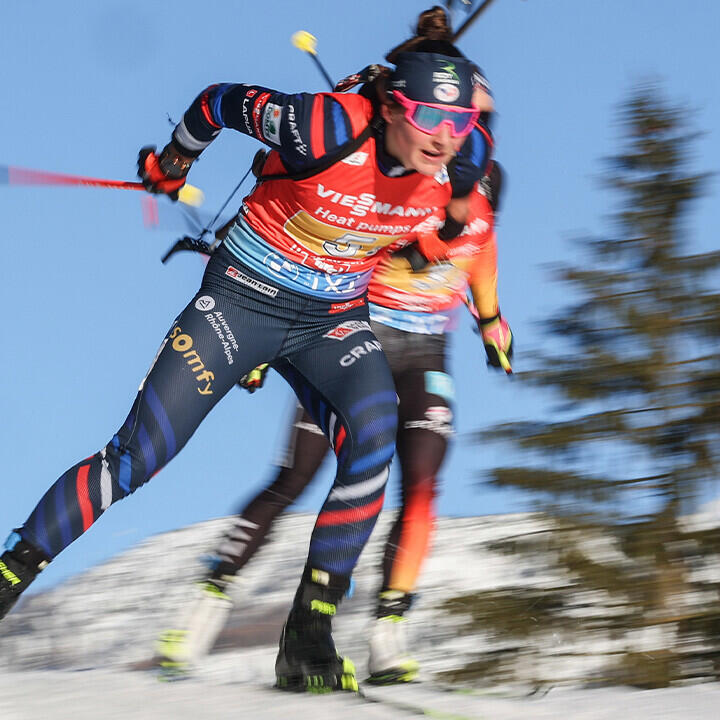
[0,164,204,207]
[291,31,335,90]
[452,0,499,41]
[160,162,256,263]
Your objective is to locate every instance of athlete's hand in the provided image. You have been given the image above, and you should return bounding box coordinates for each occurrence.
[393,230,448,271]
[137,142,193,200]
[414,230,449,263]
[478,313,513,374]
[238,363,270,393]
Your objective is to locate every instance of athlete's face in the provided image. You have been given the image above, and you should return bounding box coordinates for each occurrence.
[381,103,464,176]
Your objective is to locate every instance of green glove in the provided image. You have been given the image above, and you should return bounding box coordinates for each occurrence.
[238,363,270,393]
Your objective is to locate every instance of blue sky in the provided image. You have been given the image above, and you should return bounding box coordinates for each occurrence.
[2,1,719,591]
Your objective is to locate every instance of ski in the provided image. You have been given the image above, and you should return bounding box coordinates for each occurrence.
[357,682,481,720]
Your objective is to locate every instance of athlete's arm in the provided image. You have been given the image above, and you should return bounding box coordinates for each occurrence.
[170,84,366,173]
[465,231,513,374]
[447,122,493,199]
[466,239,498,319]
[450,184,499,318]
[458,183,512,374]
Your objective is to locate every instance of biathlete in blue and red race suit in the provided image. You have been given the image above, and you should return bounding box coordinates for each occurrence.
[154,161,512,685]
[0,12,491,693]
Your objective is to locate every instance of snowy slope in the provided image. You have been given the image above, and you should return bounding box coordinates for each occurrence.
[1,511,719,719]
[0,512,559,674]
[1,664,719,720]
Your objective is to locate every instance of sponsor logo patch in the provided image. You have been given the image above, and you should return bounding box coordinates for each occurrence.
[426,406,453,423]
[287,104,308,156]
[169,326,214,395]
[262,103,282,144]
[342,151,369,166]
[316,183,436,219]
[195,295,215,312]
[433,83,460,103]
[339,339,383,366]
[203,311,239,365]
[253,92,271,136]
[433,61,460,85]
[329,297,366,314]
[324,320,371,340]
[225,265,279,297]
[472,70,491,93]
[404,418,454,438]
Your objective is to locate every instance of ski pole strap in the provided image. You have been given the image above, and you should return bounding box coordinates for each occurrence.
[334,64,390,94]
[161,235,214,264]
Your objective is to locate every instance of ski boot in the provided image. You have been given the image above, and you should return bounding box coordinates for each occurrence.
[0,531,50,621]
[275,568,358,693]
[367,590,419,684]
[156,575,234,680]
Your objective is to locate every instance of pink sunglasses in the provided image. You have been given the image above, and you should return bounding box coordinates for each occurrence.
[392,91,479,138]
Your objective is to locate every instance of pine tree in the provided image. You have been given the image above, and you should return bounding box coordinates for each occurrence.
[444,85,720,688]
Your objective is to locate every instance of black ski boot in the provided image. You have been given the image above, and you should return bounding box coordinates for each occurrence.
[0,531,50,621]
[275,568,358,693]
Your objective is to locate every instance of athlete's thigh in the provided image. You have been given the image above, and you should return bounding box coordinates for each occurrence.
[279,322,398,453]
[278,324,398,577]
[395,366,454,441]
[139,289,283,445]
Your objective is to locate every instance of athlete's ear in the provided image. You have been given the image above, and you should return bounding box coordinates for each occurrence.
[380,102,398,125]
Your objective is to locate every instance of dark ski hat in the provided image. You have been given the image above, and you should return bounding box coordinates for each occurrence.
[390,52,481,109]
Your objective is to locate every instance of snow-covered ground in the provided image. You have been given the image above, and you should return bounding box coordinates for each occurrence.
[1,665,719,720]
[0,513,558,675]
[1,511,718,719]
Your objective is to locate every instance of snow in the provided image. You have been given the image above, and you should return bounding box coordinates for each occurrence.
[1,511,718,718]
[0,667,718,720]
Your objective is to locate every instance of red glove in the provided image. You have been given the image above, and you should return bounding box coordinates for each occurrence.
[414,230,449,263]
[391,229,448,271]
[137,143,192,200]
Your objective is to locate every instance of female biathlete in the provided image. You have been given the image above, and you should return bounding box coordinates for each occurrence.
[0,14,491,693]
[156,164,512,685]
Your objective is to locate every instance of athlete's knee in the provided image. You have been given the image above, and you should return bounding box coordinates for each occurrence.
[341,394,398,478]
[249,466,313,515]
[100,427,163,502]
[273,466,316,502]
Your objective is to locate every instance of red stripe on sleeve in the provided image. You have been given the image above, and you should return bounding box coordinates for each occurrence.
[473,122,494,152]
[310,95,326,158]
[316,494,385,527]
[334,425,346,455]
[201,91,221,129]
[76,464,94,531]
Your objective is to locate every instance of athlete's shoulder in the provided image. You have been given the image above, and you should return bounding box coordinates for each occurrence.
[324,92,374,121]
[314,92,375,140]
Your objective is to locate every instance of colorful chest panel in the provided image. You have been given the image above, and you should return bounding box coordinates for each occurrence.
[367,191,495,334]
[230,125,451,298]
[368,192,494,314]
[243,140,450,269]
